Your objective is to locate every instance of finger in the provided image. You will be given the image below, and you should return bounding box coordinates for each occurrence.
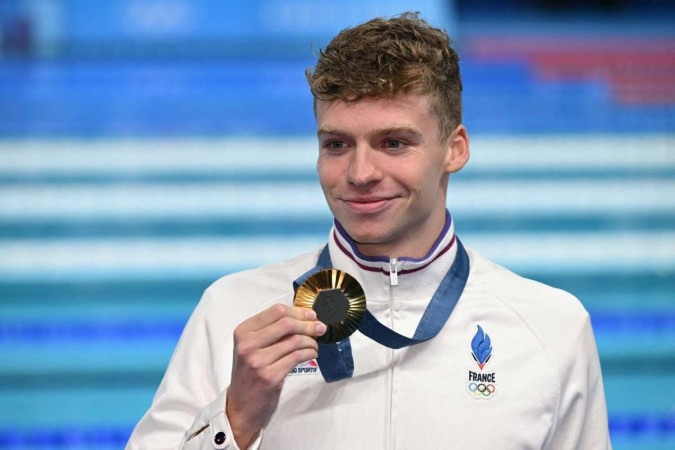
[266,346,320,382]
[253,315,326,350]
[244,333,320,371]
[239,304,317,333]
[265,332,319,362]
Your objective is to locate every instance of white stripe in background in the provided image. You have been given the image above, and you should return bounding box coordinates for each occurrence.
[0,183,327,220]
[1,232,673,281]
[467,135,675,172]
[0,135,673,175]
[0,236,326,281]
[0,138,317,176]
[0,180,672,220]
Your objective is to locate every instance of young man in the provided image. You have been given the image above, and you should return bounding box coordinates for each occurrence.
[127,13,611,450]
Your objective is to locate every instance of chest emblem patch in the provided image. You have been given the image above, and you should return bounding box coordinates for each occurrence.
[467,325,497,400]
[288,359,320,376]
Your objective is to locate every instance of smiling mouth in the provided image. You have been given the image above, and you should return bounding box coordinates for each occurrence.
[342,198,392,213]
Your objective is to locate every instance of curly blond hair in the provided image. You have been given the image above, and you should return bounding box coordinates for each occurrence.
[306,12,462,141]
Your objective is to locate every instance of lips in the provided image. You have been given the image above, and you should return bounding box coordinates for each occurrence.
[341,197,393,213]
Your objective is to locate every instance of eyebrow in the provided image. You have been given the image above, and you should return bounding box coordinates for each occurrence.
[317,127,342,137]
[377,126,423,139]
[317,125,422,139]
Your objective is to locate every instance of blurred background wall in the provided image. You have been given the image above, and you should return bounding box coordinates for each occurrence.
[0,1,673,449]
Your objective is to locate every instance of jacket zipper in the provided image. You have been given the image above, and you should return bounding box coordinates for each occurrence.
[388,257,398,449]
[389,257,399,287]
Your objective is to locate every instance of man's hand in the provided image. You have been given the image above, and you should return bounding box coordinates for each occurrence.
[226,304,326,449]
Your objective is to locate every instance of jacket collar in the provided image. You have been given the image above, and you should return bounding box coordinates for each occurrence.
[330,210,458,278]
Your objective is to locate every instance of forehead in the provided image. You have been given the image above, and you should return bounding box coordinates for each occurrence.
[316,93,438,134]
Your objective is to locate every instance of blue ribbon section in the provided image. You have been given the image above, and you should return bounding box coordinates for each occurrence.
[316,340,354,381]
[292,239,470,382]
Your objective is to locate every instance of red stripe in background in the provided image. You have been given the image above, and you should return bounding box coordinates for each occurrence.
[465,36,675,105]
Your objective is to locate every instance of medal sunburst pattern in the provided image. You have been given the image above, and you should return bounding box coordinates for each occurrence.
[294,269,366,343]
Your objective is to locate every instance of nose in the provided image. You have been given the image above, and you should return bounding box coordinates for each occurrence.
[347,146,381,187]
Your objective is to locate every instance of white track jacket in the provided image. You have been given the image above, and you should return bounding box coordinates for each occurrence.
[127,219,611,449]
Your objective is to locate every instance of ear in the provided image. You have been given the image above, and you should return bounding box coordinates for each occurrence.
[444,125,470,174]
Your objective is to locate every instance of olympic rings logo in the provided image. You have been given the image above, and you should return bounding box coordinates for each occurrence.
[468,382,496,398]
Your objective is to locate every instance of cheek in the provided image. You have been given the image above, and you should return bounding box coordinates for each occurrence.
[317,160,338,190]
[394,167,426,191]
[403,168,442,202]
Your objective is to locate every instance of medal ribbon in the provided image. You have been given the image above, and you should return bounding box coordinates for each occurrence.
[293,238,470,382]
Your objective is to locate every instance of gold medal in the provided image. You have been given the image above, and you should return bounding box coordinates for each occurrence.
[294,269,366,343]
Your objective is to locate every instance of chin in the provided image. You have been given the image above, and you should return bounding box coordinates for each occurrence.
[346,229,389,248]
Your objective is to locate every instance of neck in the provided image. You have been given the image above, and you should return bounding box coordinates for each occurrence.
[334,209,451,259]
[334,211,453,261]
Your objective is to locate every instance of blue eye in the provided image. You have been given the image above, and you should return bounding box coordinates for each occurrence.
[385,140,403,149]
[327,141,347,150]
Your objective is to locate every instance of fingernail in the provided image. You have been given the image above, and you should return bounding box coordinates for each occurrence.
[316,322,327,335]
[304,309,317,320]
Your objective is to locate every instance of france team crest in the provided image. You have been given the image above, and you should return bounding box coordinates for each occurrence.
[467,325,497,400]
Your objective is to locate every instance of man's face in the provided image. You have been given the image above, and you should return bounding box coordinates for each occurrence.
[316,93,468,258]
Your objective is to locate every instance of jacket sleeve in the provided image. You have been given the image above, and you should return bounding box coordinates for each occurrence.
[179,390,263,450]
[125,288,263,450]
[546,314,612,449]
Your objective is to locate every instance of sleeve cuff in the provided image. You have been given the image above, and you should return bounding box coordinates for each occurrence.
[181,389,263,450]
